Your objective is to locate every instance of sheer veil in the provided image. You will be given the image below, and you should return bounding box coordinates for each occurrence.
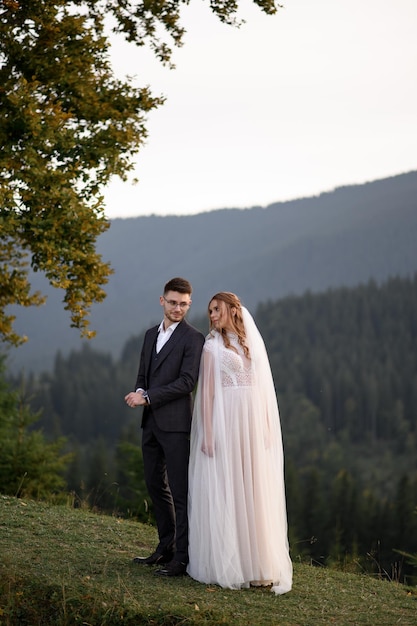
[188,306,292,595]
[240,306,292,594]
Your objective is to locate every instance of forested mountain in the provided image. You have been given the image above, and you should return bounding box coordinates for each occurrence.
[6,170,417,374]
[14,275,417,581]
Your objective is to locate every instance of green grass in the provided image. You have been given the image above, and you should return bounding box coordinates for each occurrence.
[0,495,416,625]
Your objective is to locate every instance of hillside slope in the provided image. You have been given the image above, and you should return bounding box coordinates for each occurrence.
[1,496,416,625]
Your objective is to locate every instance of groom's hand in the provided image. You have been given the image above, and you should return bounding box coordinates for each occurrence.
[125,391,147,408]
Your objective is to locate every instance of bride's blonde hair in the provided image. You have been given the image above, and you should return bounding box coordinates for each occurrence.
[208,292,250,359]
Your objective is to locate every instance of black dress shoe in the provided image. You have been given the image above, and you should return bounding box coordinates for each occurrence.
[154,560,187,577]
[133,551,173,566]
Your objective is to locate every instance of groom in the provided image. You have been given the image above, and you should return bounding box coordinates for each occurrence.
[125,277,205,576]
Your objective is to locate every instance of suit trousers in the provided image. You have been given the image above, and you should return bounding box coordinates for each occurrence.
[142,410,191,563]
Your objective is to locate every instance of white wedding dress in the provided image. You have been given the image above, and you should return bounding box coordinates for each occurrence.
[187,308,292,595]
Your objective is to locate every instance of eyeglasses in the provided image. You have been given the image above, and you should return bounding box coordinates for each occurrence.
[163,296,191,310]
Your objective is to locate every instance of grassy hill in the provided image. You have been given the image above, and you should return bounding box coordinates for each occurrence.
[1,496,416,625]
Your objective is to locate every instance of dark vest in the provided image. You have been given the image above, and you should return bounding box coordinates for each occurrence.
[147,333,160,380]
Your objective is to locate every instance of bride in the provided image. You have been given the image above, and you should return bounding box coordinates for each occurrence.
[187,292,292,595]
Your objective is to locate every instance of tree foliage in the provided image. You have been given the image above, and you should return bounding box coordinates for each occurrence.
[92,0,280,65]
[0,0,281,346]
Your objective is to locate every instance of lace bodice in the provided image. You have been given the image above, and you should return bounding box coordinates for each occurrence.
[206,333,252,388]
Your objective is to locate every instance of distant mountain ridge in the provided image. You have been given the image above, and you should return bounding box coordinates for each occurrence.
[7,170,417,373]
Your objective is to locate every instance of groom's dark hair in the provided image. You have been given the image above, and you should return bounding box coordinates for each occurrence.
[164,277,192,295]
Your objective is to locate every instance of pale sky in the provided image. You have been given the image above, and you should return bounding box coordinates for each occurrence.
[103,0,417,218]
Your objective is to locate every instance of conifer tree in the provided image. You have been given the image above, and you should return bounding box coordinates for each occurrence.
[114,424,149,522]
[0,359,71,499]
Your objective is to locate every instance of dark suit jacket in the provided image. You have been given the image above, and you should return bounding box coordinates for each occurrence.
[135,319,205,433]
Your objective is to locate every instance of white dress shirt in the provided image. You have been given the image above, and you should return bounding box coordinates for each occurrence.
[156,320,179,353]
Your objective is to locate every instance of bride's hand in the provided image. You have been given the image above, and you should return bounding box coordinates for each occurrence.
[201,441,214,457]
